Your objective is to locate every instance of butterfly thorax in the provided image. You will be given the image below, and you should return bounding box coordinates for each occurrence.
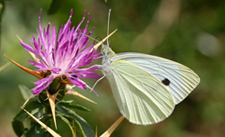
[101,44,116,74]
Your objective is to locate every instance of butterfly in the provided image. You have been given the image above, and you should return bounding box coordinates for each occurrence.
[93,9,201,125]
[101,44,200,125]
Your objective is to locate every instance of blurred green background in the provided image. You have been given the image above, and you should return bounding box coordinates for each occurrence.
[1,0,225,136]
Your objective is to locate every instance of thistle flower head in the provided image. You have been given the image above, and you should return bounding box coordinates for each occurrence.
[20,9,101,95]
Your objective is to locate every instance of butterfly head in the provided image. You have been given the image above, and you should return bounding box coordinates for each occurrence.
[101,43,116,58]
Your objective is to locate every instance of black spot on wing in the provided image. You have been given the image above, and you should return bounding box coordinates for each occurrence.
[162,78,170,86]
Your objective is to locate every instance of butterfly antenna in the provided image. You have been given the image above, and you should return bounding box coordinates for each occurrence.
[78,30,100,42]
[107,9,111,46]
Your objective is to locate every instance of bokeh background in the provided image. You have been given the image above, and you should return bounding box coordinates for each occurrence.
[1,0,225,136]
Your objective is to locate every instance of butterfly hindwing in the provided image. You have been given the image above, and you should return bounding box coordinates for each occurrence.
[106,59,175,125]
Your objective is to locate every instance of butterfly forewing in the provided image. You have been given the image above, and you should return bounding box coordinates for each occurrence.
[112,53,200,104]
[106,59,175,125]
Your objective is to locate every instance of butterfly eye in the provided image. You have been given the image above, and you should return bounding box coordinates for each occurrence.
[102,49,107,55]
[101,46,110,56]
[162,78,170,86]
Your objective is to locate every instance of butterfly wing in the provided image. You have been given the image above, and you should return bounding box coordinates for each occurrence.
[105,59,175,125]
[112,53,200,104]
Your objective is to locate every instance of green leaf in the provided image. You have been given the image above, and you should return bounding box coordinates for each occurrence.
[74,119,86,137]
[12,100,44,136]
[57,111,85,137]
[13,101,42,122]
[59,101,91,111]
[12,120,24,136]
[13,108,29,122]
[58,115,75,137]
[48,0,64,15]
[21,124,52,137]
[25,100,44,115]
[19,85,33,100]
[56,105,95,137]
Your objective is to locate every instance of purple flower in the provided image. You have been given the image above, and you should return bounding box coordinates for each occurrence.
[20,9,101,95]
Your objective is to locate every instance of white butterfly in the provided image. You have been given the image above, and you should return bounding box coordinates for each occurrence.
[101,44,200,125]
[96,9,200,125]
